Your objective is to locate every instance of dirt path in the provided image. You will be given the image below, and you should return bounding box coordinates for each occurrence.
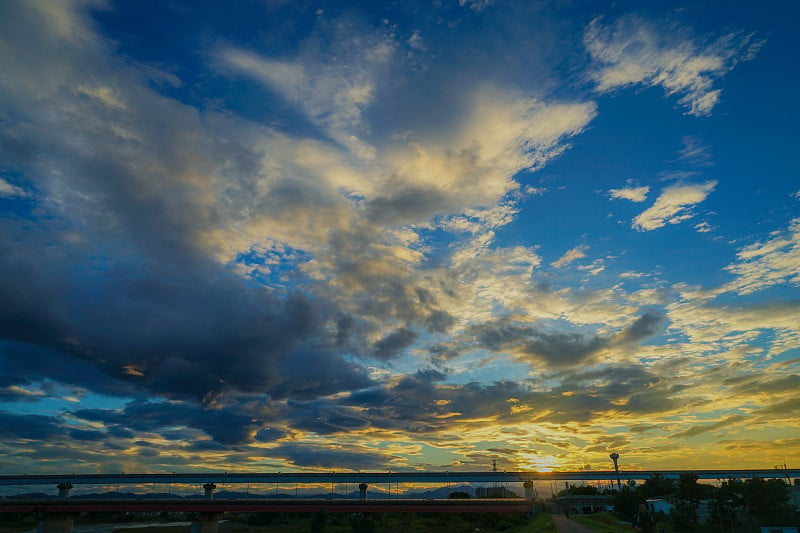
[547,503,596,533]
[551,513,596,533]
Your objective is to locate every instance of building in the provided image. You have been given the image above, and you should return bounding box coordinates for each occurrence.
[646,498,674,515]
[475,486,519,499]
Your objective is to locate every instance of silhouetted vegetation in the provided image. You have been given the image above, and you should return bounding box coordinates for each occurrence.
[640,472,674,498]
[605,474,800,531]
[559,484,600,496]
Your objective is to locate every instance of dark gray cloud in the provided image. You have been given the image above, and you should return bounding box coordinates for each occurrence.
[522,331,608,366]
[364,187,449,225]
[331,363,684,432]
[0,377,41,402]
[428,342,463,364]
[469,312,668,368]
[0,245,367,404]
[623,382,689,414]
[754,396,800,417]
[68,428,107,442]
[271,346,373,400]
[553,365,657,399]
[73,400,265,445]
[470,319,607,367]
[614,311,666,344]
[268,443,395,469]
[0,0,401,463]
[308,228,458,345]
[725,374,800,396]
[288,401,373,435]
[372,327,419,360]
[0,410,64,440]
[423,309,456,333]
[671,414,745,439]
[254,427,286,442]
[0,339,141,400]
[0,0,381,409]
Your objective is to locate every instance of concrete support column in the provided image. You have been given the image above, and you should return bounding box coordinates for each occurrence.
[523,480,534,501]
[36,512,75,533]
[359,483,368,500]
[57,482,73,499]
[190,512,223,533]
[203,483,216,500]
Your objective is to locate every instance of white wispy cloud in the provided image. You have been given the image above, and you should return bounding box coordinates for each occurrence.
[678,135,713,166]
[694,221,714,233]
[552,246,587,268]
[218,27,394,161]
[720,218,800,295]
[453,87,597,177]
[609,186,649,202]
[668,298,800,359]
[584,15,763,116]
[459,0,494,11]
[633,181,717,231]
[0,177,29,198]
[365,88,596,225]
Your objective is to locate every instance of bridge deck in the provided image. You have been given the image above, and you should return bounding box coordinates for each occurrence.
[0,469,796,486]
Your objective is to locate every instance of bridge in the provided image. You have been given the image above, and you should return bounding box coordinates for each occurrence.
[1,469,797,532]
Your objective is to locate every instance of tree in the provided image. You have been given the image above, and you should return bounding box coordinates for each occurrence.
[672,472,704,529]
[448,491,471,499]
[613,486,641,518]
[641,473,675,498]
[741,478,791,524]
[677,472,701,503]
[569,485,600,495]
[670,501,698,530]
[558,484,599,497]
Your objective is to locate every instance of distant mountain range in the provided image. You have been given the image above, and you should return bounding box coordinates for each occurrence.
[3,484,481,501]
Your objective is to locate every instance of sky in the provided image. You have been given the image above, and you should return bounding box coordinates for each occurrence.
[0,0,799,478]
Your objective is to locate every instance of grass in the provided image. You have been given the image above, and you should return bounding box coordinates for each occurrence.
[106,513,559,533]
[514,512,557,532]
[114,526,190,533]
[0,512,587,533]
[570,512,636,533]
[0,517,38,533]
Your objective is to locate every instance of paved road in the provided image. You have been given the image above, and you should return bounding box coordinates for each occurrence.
[551,513,596,533]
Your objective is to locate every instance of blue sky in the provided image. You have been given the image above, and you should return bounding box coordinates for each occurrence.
[0,0,798,476]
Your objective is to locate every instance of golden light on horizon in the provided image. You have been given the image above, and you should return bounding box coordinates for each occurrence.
[519,453,563,472]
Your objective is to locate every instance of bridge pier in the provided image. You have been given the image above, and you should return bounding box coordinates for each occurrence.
[35,511,76,533]
[57,482,73,499]
[523,480,534,501]
[203,482,216,499]
[359,482,368,500]
[190,512,223,533]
